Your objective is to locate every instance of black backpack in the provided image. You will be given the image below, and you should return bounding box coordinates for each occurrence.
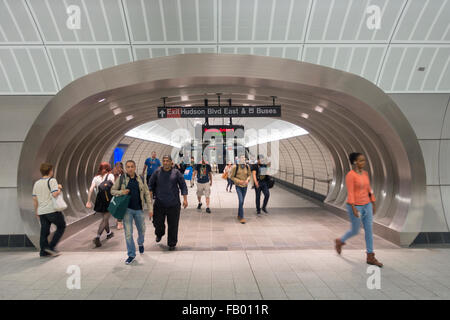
[97,174,114,203]
[234,164,250,177]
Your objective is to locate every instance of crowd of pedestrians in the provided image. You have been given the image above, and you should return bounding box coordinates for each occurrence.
[32,150,381,267]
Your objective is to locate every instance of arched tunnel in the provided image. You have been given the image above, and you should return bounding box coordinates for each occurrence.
[17,53,426,247]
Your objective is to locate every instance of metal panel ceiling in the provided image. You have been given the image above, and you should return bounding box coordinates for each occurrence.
[0,0,449,94]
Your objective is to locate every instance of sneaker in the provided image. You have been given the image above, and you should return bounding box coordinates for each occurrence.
[256,211,261,216]
[239,218,246,224]
[168,246,176,251]
[43,248,61,257]
[262,207,268,214]
[156,236,162,243]
[125,256,135,265]
[106,232,114,239]
[139,245,144,254]
[206,207,211,214]
[93,237,101,247]
[39,251,50,257]
[197,203,202,210]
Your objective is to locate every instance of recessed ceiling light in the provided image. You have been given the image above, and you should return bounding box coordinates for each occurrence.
[126,115,134,121]
[314,106,324,113]
[247,95,255,100]
[181,95,189,101]
[113,108,122,115]
[98,98,106,103]
[185,104,192,107]
[301,113,309,119]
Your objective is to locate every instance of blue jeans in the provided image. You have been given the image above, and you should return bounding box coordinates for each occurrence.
[236,186,247,218]
[226,178,233,191]
[255,180,270,212]
[341,203,374,253]
[123,208,146,258]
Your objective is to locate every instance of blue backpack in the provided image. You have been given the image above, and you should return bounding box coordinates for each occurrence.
[184,166,193,180]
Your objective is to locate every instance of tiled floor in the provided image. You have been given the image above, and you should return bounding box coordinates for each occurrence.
[1,175,449,300]
[1,249,450,300]
[57,174,397,252]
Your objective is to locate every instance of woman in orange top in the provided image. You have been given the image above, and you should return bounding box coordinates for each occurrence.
[335,152,383,267]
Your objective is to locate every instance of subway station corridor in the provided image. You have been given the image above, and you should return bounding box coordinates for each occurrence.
[1,0,449,306]
[1,175,450,300]
[57,174,398,252]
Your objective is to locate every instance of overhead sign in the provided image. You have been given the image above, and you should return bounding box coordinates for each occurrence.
[157,105,281,118]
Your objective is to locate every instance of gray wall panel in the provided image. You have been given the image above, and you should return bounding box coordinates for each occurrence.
[0,96,50,141]
[418,140,440,185]
[0,143,22,188]
[0,188,24,234]
[389,93,449,140]
[422,186,449,232]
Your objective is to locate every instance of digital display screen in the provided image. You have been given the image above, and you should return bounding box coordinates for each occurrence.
[202,125,244,138]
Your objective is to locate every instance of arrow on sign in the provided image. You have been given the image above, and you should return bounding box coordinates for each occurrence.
[159,109,166,117]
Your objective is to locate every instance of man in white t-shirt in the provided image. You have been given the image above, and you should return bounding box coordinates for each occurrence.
[32,163,66,257]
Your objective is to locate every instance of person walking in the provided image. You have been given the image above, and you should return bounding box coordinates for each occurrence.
[193,158,213,213]
[142,151,161,187]
[149,155,188,251]
[252,154,271,215]
[32,163,66,257]
[112,162,124,230]
[335,152,383,267]
[223,162,233,192]
[111,160,152,265]
[86,162,115,247]
[189,156,195,188]
[230,155,251,224]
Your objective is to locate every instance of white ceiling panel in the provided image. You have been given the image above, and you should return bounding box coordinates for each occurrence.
[124,0,216,43]
[134,45,216,60]
[47,46,132,88]
[0,47,57,94]
[219,44,302,60]
[378,45,450,93]
[0,0,41,43]
[219,0,311,43]
[393,0,450,42]
[0,0,448,94]
[307,0,406,43]
[303,44,386,83]
[27,0,128,43]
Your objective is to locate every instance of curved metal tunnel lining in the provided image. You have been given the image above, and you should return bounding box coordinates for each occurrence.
[17,54,426,247]
[37,90,403,226]
[45,92,396,219]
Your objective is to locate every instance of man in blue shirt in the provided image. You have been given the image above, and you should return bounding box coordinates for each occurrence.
[149,155,188,251]
[142,151,161,186]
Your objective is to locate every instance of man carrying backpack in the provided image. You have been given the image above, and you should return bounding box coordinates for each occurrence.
[230,155,252,224]
[149,155,188,251]
[86,162,115,247]
[252,154,271,215]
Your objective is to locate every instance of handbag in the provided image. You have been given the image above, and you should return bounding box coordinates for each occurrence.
[267,176,275,189]
[108,194,130,220]
[221,171,228,179]
[47,178,68,211]
[107,175,130,220]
